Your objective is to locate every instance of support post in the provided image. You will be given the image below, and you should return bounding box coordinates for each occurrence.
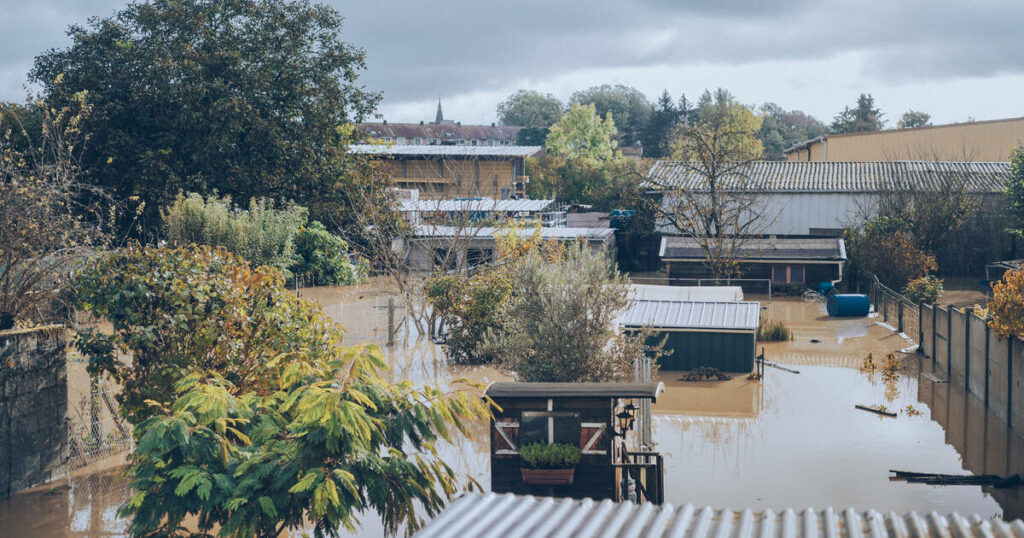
[1008,337,1014,427]
[898,300,904,334]
[918,302,924,353]
[947,307,953,378]
[985,323,991,405]
[932,304,937,362]
[965,309,971,391]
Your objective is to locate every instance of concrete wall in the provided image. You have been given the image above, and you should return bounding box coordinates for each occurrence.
[0,327,68,499]
[968,315,989,399]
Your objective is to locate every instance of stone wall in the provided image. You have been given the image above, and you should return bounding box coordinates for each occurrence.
[0,326,67,499]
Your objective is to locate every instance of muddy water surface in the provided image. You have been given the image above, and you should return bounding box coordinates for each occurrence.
[1,286,1021,536]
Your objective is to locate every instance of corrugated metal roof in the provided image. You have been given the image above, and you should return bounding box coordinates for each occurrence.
[415,493,1024,538]
[660,237,846,261]
[484,382,664,400]
[399,199,554,213]
[630,284,744,302]
[349,144,542,157]
[621,300,760,331]
[412,225,615,241]
[645,161,1010,193]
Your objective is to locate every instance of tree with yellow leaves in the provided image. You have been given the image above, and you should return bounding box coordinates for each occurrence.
[988,266,1024,339]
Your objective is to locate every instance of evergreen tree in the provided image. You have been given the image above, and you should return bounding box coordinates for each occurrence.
[830,93,886,133]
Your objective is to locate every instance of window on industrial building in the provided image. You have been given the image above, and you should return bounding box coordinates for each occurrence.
[772,264,806,284]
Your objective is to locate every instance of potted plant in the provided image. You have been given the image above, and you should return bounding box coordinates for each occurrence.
[519,442,581,486]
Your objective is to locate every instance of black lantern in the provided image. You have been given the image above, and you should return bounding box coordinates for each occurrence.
[615,410,633,436]
[623,403,638,430]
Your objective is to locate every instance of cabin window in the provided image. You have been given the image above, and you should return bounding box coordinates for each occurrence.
[466,248,492,267]
[519,411,581,446]
[772,264,806,284]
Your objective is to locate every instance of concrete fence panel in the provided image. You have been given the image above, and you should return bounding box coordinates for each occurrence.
[968,314,989,399]
[934,306,950,375]
[1012,338,1024,433]
[920,304,934,358]
[989,332,1011,424]
[949,309,968,388]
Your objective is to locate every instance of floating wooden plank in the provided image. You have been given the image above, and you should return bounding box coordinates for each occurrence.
[922,373,948,383]
[890,470,1023,488]
[855,404,897,417]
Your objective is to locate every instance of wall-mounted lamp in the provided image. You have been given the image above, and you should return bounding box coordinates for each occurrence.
[614,402,638,437]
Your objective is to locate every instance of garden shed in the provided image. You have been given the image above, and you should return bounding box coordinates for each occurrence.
[621,300,760,372]
[484,382,664,504]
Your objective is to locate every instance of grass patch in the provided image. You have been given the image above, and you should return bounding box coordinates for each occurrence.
[757,318,792,341]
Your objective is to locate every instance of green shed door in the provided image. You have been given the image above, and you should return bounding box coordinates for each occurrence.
[651,331,755,373]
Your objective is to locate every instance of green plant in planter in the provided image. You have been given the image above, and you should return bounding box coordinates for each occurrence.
[519,442,582,469]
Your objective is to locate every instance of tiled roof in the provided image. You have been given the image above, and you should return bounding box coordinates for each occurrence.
[660,237,846,261]
[620,300,760,331]
[358,122,522,142]
[349,144,542,157]
[398,199,554,213]
[412,225,614,241]
[645,161,1010,193]
[415,493,1024,538]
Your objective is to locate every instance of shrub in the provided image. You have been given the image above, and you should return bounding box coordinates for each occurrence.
[903,275,943,304]
[426,269,514,365]
[757,319,791,341]
[845,218,937,290]
[161,192,307,274]
[292,220,364,286]
[519,443,581,469]
[989,267,1024,339]
[66,244,490,536]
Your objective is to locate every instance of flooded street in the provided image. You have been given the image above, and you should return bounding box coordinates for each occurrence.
[1,282,1022,536]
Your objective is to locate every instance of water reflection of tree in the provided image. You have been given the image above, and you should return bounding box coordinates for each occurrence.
[859,353,908,403]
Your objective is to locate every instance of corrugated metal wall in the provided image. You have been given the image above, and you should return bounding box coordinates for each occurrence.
[654,331,755,372]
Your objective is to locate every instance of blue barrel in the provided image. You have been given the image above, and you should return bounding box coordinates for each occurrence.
[826,294,870,317]
[817,281,836,296]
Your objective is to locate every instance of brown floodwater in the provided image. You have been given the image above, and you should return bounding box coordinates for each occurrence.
[1,285,1019,536]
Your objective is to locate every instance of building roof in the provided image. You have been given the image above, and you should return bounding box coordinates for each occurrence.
[412,225,615,241]
[399,199,554,213]
[357,122,523,142]
[645,160,1010,193]
[783,116,1024,155]
[349,144,542,158]
[660,237,846,262]
[484,382,664,401]
[415,493,1024,538]
[621,300,760,331]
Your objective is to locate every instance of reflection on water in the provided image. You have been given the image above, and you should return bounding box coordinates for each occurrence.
[2,289,1023,536]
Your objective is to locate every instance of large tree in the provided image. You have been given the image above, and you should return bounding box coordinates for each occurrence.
[655,89,766,279]
[638,90,684,159]
[31,0,383,239]
[569,84,652,147]
[757,102,826,159]
[830,93,885,134]
[544,103,618,164]
[496,90,563,129]
[898,110,932,129]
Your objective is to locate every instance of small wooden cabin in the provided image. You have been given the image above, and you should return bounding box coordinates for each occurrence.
[485,382,664,503]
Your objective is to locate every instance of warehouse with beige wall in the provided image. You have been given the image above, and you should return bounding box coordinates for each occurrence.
[785,116,1024,162]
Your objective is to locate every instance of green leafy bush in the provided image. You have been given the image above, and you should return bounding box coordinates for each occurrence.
[903,275,943,304]
[66,244,489,536]
[161,192,306,274]
[519,443,581,469]
[757,319,792,341]
[293,221,365,286]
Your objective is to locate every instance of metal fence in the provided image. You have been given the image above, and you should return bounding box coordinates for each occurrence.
[65,358,133,471]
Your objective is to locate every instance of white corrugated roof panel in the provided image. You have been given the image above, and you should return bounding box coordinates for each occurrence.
[621,300,760,331]
[412,225,615,241]
[398,199,554,213]
[645,160,1010,193]
[415,493,1024,538]
[349,144,542,157]
[630,284,744,302]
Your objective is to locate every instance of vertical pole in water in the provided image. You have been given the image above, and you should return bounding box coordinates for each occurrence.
[1008,337,1014,427]
[932,304,937,363]
[947,307,953,378]
[985,323,991,405]
[918,302,924,352]
[898,299,904,334]
[387,297,395,347]
[965,309,972,392]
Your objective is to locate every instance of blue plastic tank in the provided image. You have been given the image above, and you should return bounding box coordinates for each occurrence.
[826,294,870,317]
[817,281,836,296]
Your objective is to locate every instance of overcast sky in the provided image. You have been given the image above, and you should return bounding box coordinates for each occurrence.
[2,0,1023,127]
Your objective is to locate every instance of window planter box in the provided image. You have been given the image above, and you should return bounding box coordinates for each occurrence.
[520,467,575,486]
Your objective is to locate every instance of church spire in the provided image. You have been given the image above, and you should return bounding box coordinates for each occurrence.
[434,99,444,124]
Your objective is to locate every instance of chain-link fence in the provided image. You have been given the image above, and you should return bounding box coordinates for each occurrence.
[65,352,132,471]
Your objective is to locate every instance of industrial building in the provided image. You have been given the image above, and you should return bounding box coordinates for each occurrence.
[784,116,1024,162]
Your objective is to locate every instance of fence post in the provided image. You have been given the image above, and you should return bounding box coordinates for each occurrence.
[985,323,990,405]
[882,292,888,323]
[918,302,924,352]
[947,307,953,378]
[964,309,971,392]
[1008,337,1014,427]
[932,304,937,363]
[898,300,904,334]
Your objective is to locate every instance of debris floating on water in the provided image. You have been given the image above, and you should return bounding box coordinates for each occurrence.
[856,404,897,417]
[890,470,1024,488]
